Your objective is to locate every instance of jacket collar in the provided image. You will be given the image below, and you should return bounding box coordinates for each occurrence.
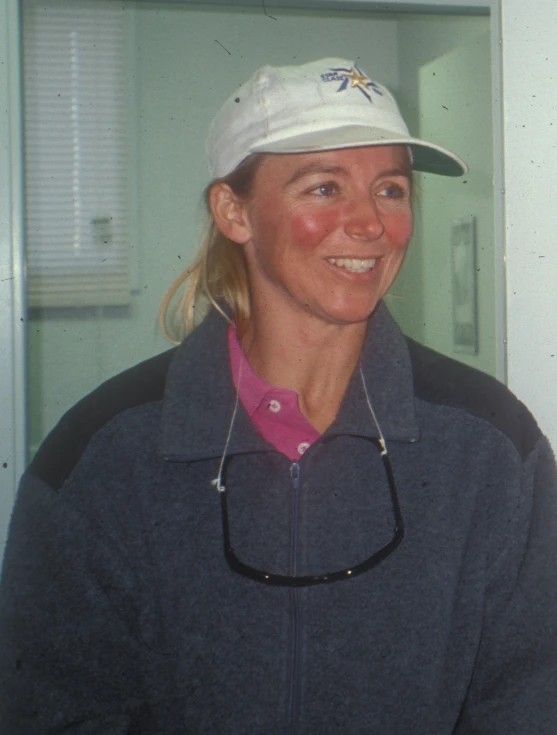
[159,303,420,462]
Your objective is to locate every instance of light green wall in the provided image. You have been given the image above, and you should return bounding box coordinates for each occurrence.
[418,32,494,375]
[386,15,494,377]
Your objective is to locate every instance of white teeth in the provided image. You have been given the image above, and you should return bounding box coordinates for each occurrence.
[327,257,377,273]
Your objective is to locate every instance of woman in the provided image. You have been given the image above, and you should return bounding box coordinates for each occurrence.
[1,58,556,734]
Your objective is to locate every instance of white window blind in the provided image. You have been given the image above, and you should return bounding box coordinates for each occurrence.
[23,0,131,308]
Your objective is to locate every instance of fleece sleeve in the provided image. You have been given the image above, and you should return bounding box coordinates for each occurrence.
[456,436,557,734]
[0,472,156,735]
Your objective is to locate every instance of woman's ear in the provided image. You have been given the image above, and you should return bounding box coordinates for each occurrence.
[209,182,251,244]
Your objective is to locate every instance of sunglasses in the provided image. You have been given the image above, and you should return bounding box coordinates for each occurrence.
[216,435,404,587]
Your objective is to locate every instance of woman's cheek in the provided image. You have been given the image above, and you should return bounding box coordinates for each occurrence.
[289,209,340,249]
[389,209,413,247]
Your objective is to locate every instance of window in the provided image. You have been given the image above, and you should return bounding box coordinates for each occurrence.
[23,0,131,307]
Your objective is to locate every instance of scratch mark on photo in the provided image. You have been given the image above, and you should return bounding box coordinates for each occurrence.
[262,1,277,20]
[215,40,231,55]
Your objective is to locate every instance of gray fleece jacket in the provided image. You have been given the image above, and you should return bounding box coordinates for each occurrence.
[1,303,557,734]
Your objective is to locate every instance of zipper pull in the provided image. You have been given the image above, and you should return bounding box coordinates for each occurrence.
[290,461,301,489]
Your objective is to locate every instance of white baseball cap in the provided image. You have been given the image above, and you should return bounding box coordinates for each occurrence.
[207,57,468,179]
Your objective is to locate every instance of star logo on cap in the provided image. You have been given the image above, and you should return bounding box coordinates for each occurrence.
[346,68,370,88]
[323,64,383,103]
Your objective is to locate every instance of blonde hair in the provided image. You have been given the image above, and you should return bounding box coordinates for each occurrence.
[159,154,263,343]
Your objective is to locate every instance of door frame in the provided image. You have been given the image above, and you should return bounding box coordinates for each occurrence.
[1,0,26,555]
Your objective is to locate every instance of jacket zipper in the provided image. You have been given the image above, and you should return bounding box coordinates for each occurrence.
[288,461,302,734]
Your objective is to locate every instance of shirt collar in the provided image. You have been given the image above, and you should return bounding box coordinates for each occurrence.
[159,303,420,462]
[227,322,276,418]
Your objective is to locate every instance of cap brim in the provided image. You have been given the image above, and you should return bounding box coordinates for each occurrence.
[252,126,468,177]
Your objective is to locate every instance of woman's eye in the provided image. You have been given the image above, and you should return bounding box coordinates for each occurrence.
[312,182,337,197]
[379,184,408,199]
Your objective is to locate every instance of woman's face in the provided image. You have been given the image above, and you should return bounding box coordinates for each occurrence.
[234,145,413,328]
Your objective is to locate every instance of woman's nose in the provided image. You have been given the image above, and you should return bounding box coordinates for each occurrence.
[343,198,384,241]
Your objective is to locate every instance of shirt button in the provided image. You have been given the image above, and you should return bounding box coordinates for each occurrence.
[297,442,310,456]
[268,399,281,413]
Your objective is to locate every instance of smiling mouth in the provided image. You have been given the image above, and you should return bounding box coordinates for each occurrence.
[326,257,377,274]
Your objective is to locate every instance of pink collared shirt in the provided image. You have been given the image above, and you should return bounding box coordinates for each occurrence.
[228,325,320,461]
